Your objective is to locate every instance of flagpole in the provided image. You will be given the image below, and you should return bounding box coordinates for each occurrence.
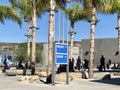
[66,0,71,85]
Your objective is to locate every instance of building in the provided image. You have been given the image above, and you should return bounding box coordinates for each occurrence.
[0,42,81,66]
[81,38,119,68]
[1,38,119,68]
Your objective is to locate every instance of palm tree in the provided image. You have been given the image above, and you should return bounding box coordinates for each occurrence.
[0,5,21,26]
[88,0,96,79]
[9,0,66,76]
[47,0,66,76]
[9,0,32,64]
[77,0,96,79]
[24,0,49,63]
[9,0,49,63]
[64,2,88,62]
[98,0,120,70]
[47,0,55,76]
[79,0,103,78]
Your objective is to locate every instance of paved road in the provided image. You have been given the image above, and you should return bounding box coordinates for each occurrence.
[0,72,120,90]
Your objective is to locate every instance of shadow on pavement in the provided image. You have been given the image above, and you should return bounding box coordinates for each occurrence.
[91,77,120,86]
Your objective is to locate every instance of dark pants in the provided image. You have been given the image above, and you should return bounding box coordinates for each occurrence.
[3,64,8,72]
[31,67,35,75]
[23,68,26,76]
[99,65,105,71]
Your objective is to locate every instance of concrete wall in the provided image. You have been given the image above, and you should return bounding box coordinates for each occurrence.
[43,43,48,66]
[81,38,118,68]
[42,42,81,66]
[1,38,119,69]
[0,42,81,66]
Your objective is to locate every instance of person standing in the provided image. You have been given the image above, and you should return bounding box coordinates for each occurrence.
[83,59,89,71]
[3,58,8,72]
[31,62,35,75]
[76,56,81,71]
[100,55,106,71]
[6,57,13,69]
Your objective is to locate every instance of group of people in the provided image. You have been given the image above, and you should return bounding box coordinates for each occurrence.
[56,56,89,73]
[17,60,36,75]
[99,55,120,71]
[75,56,89,71]
[68,56,89,71]
[57,55,116,73]
[2,58,36,75]
[3,55,118,75]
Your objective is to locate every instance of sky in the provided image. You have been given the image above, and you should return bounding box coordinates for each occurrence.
[0,0,118,43]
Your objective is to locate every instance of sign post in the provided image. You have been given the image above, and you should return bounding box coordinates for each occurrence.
[55,43,68,64]
[53,43,69,85]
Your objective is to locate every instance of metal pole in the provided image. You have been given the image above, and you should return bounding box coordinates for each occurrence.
[66,2,70,85]
[58,10,60,43]
[62,13,64,43]
[118,14,120,69]
[80,48,83,70]
[52,43,55,85]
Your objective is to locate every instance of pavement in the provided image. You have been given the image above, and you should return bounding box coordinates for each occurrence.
[0,71,120,90]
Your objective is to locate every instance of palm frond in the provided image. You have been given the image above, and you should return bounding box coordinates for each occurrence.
[9,0,50,20]
[55,0,67,10]
[0,5,21,26]
[64,2,88,25]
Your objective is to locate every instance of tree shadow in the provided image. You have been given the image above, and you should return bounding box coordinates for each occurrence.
[91,77,120,86]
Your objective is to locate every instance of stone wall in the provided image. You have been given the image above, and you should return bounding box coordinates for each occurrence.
[0,43,18,55]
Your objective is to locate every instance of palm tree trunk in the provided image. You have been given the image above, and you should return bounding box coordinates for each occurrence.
[32,6,37,62]
[118,13,120,65]
[27,19,31,61]
[47,0,55,75]
[70,24,74,61]
[89,6,96,79]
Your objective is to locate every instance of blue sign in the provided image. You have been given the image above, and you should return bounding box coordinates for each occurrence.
[56,43,68,53]
[55,43,68,64]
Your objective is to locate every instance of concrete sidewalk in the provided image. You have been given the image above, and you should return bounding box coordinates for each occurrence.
[0,72,120,90]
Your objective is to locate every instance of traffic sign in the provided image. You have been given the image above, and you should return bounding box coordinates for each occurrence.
[55,43,68,64]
